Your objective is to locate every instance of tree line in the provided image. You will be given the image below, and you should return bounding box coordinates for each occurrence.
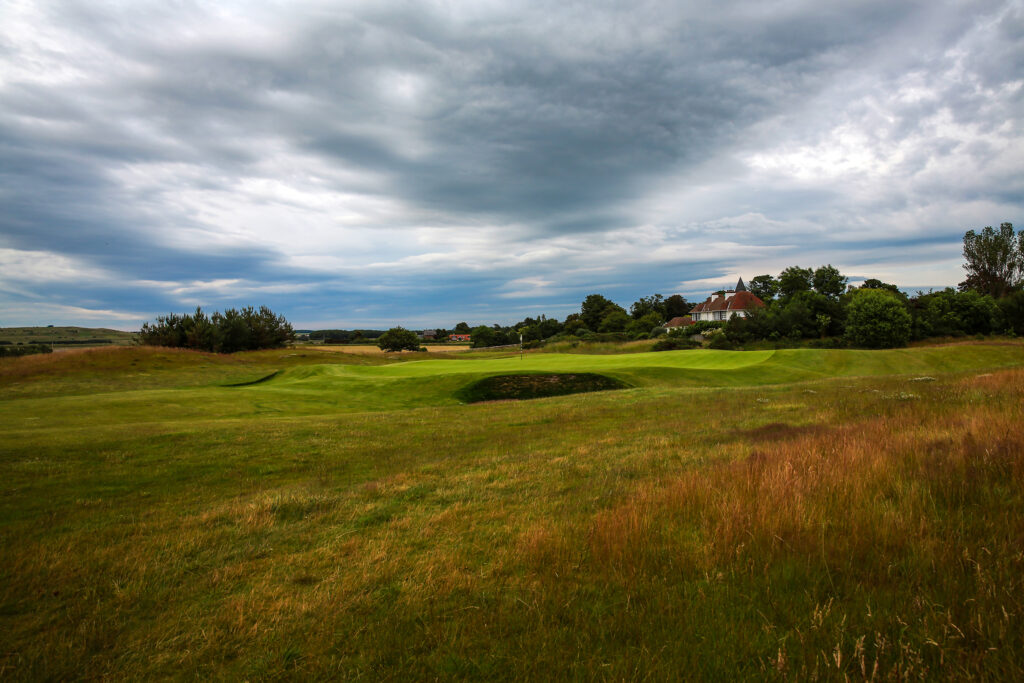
[416,222,1023,351]
[715,223,1024,348]
[140,222,1022,354]
[139,306,293,353]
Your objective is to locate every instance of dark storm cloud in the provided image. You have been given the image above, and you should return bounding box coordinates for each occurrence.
[1,0,1022,327]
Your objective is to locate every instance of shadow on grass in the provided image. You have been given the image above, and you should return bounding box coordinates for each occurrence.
[223,370,281,387]
[456,372,629,403]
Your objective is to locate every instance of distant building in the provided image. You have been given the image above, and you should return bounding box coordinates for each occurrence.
[690,278,765,321]
[420,329,437,340]
[449,333,471,342]
[664,315,695,330]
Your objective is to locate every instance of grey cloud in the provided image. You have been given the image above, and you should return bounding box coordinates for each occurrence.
[1,1,1022,327]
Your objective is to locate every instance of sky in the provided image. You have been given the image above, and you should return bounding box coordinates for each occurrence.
[1,0,1022,330]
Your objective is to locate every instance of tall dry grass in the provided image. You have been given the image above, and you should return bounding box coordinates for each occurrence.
[0,345,213,382]
[573,369,1024,677]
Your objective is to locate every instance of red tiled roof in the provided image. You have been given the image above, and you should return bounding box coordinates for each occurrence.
[690,290,765,314]
[665,316,694,327]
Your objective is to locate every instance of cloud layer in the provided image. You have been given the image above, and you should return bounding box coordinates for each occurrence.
[2,0,1022,328]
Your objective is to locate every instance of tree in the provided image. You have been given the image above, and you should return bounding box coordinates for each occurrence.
[860,279,902,295]
[215,308,252,353]
[377,327,421,352]
[952,290,1002,335]
[563,318,589,336]
[749,275,779,302]
[598,309,630,333]
[778,266,813,298]
[845,290,912,348]
[664,294,691,319]
[140,306,292,353]
[470,325,497,348]
[774,290,837,339]
[627,312,662,337]
[453,322,471,334]
[580,294,625,331]
[630,294,665,320]
[813,264,848,299]
[960,222,1022,298]
[997,290,1024,335]
[537,316,563,339]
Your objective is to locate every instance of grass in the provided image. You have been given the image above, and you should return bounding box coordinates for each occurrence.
[0,325,138,347]
[1,341,1023,679]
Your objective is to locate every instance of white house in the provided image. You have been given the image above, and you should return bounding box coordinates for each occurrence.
[690,278,765,322]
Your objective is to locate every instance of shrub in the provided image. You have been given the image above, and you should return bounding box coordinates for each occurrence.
[0,344,53,358]
[707,333,735,350]
[687,321,724,335]
[808,337,847,349]
[845,290,912,348]
[998,290,1024,335]
[912,288,1003,339]
[377,327,421,352]
[652,337,700,351]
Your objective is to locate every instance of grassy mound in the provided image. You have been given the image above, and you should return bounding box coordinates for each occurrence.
[457,372,629,402]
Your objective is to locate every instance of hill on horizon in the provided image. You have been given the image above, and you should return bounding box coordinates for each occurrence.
[0,326,138,347]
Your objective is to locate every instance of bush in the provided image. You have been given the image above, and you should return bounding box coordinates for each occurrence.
[911,288,1002,339]
[845,290,912,348]
[377,327,421,352]
[652,337,700,351]
[687,321,724,335]
[0,344,53,358]
[998,290,1024,335]
[808,337,847,349]
[707,333,735,350]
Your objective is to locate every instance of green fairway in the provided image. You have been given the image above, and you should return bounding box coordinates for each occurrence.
[3,344,1021,432]
[2,341,1024,679]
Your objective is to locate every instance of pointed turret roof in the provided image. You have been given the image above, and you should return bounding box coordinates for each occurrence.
[735,277,747,292]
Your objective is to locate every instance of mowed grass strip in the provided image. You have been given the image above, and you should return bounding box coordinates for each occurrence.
[0,343,1023,678]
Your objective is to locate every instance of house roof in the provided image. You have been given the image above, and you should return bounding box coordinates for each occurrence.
[690,290,765,313]
[665,316,694,327]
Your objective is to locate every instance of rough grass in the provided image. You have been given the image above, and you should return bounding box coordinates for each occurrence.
[0,325,138,346]
[1,342,1023,679]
